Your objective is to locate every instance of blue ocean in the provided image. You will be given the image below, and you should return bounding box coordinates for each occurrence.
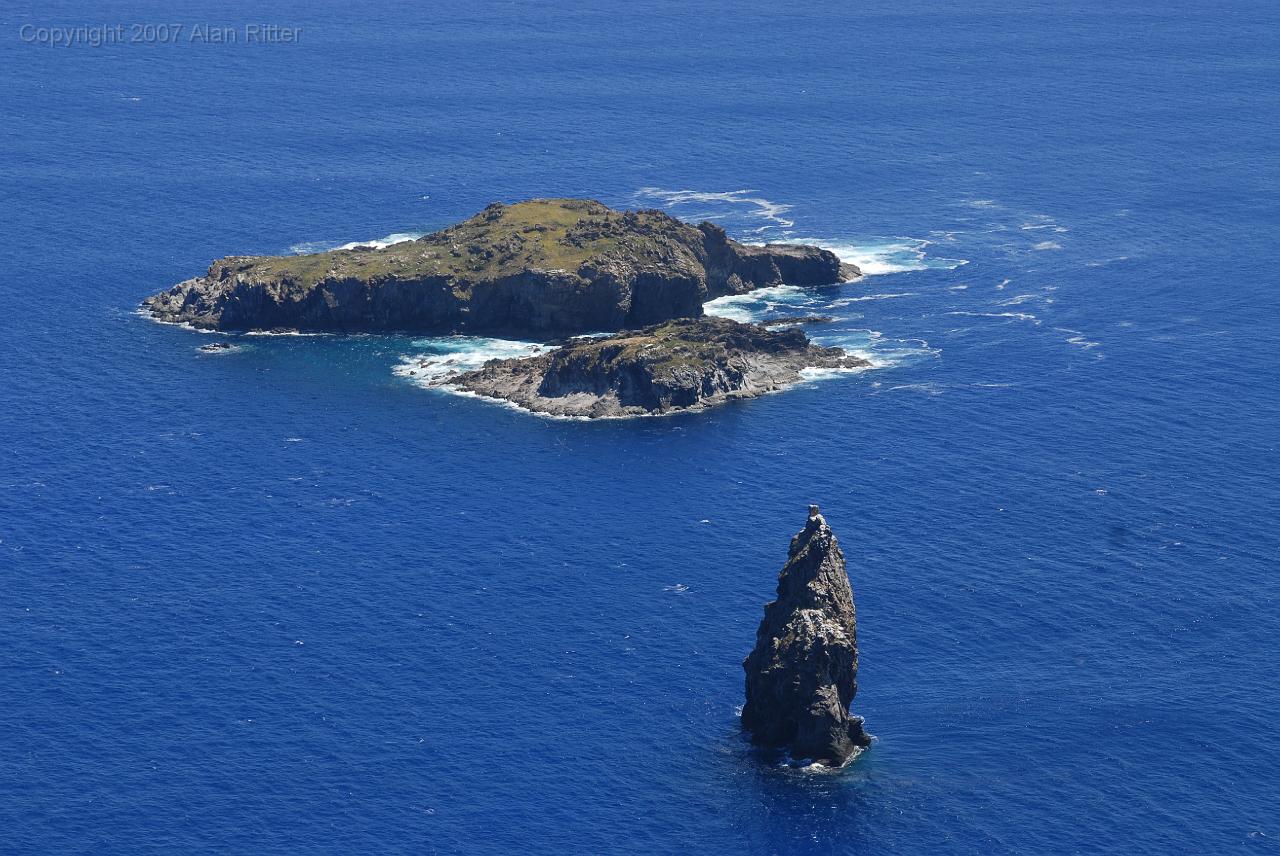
[3,0,1278,852]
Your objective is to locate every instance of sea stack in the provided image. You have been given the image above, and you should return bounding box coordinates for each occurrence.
[742,505,871,766]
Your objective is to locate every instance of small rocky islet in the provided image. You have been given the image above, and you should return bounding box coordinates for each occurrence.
[743,506,871,767]
[437,316,868,418]
[145,198,869,416]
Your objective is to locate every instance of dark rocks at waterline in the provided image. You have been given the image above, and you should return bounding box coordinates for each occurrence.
[742,505,871,766]
[759,315,837,328]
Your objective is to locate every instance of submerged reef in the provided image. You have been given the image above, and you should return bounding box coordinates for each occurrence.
[742,506,871,766]
[144,198,859,336]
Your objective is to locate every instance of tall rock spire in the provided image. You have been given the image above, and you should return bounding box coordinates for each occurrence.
[742,505,871,766]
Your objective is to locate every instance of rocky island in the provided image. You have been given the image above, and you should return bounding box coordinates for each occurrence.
[144,198,859,336]
[425,317,869,418]
[742,506,872,766]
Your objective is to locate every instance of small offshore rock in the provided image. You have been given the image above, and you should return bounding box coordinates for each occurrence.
[759,315,837,328]
[742,505,871,766]
[442,316,869,418]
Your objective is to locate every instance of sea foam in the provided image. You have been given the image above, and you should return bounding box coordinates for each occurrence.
[634,187,796,229]
[289,231,425,255]
[394,336,552,386]
[797,237,968,276]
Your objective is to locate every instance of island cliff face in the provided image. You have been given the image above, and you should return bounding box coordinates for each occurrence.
[144,199,859,336]
[426,317,869,418]
[742,506,871,766]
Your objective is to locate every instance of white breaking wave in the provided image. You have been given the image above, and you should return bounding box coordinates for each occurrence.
[705,286,917,323]
[996,293,1040,306]
[136,307,226,334]
[829,292,917,305]
[798,364,874,381]
[1020,214,1068,233]
[633,187,967,273]
[394,336,552,386]
[704,282,936,373]
[792,237,968,276]
[703,285,815,323]
[1054,327,1102,350]
[634,187,795,228]
[947,310,1041,325]
[810,329,938,373]
[289,231,425,255]
[883,382,947,396]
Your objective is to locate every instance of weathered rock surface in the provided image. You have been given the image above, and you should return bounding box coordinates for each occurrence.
[433,317,868,418]
[143,199,859,336]
[742,506,871,766]
[759,315,837,328]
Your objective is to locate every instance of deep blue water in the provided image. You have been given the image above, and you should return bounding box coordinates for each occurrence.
[3,1,1279,852]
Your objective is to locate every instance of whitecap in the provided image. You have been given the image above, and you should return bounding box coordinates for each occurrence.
[830,292,917,303]
[1032,241,1063,251]
[884,382,946,396]
[634,187,795,228]
[947,310,1041,325]
[996,293,1039,306]
[1020,215,1066,232]
[1065,335,1101,350]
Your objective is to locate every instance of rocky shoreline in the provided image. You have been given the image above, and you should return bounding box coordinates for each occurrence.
[144,198,859,337]
[416,317,869,418]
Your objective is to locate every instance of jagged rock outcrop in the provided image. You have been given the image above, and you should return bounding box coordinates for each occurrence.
[742,506,871,766]
[143,199,859,336]
[425,317,868,418]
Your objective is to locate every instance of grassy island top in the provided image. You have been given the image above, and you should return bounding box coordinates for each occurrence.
[217,198,703,287]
